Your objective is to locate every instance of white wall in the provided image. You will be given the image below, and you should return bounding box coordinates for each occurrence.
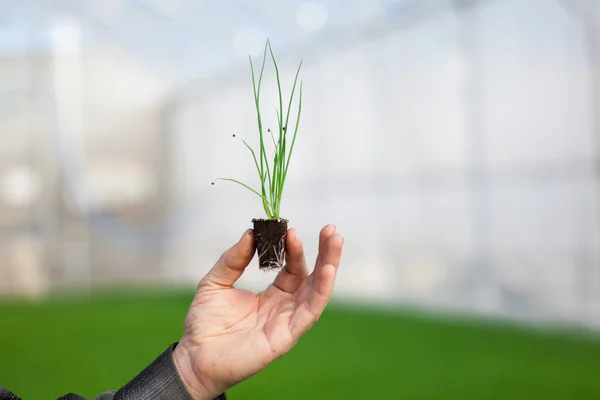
[165,0,600,328]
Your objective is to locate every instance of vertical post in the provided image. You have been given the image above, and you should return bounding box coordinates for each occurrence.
[454,0,491,310]
[581,2,600,328]
[564,0,600,329]
[51,18,90,291]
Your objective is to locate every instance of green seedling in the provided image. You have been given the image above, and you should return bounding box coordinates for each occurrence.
[213,39,303,220]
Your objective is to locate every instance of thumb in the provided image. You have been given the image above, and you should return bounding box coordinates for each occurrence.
[200,229,255,289]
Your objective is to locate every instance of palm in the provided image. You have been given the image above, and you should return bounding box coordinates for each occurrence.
[178,225,343,396]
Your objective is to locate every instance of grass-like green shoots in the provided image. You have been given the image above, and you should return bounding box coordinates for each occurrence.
[213,39,303,220]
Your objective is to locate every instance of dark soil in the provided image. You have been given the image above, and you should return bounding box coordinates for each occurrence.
[252,218,288,271]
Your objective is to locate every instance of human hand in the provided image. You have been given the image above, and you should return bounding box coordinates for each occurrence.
[172,224,344,399]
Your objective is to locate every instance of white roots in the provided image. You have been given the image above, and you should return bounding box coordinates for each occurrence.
[256,233,286,270]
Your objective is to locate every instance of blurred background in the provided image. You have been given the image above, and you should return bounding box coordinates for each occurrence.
[2,0,600,398]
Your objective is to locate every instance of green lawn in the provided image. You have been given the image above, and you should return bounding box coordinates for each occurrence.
[1,289,600,399]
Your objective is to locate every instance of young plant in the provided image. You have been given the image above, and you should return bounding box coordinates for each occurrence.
[212,39,303,271]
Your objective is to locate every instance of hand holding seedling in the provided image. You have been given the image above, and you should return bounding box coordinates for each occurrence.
[173,224,344,399]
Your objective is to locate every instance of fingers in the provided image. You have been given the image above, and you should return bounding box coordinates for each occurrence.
[272,224,335,294]
[289,265,337,339]
[315,224,337,266]
[315,226,343,279]
[311,232,344,304]
[272,229,308,294]
[200,229,255,289]
[290,232,344,339]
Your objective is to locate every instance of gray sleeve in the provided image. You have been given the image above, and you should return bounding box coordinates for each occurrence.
[110,342,198,400]
[109,342,227,400]
[0,387,21,400]
[1,343,226,400]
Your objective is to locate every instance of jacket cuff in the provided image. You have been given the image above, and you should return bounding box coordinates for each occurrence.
[0,387,21,400]
[115,343,226,400]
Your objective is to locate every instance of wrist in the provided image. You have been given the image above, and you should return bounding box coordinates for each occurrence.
[173,341,218,400]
